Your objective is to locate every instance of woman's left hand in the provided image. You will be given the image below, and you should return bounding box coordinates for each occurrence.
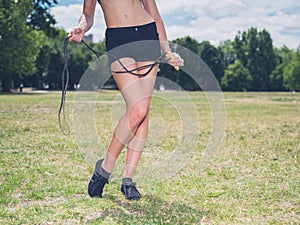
[165,52,184,71]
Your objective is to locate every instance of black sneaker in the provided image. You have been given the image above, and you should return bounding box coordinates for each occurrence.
[121,182,141,200]
[88,159,108,198]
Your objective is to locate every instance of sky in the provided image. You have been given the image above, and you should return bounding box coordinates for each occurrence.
[51,0,300,49]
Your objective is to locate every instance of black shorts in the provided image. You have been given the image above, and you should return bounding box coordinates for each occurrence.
[105,22,161,65]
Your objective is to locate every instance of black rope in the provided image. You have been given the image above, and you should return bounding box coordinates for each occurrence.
[58,36,170,135]
[58,36,71,135]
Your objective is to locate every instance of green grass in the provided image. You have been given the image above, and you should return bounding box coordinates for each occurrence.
[0,91,299,224]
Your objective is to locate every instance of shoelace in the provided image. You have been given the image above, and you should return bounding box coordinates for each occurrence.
[123,182,137,187]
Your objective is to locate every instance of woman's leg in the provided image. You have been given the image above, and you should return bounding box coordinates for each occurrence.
[88,58,151,198]
[101,59,157,175]
[123,62,159,179]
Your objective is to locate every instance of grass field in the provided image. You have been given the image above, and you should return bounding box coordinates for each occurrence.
[0,91,299,224]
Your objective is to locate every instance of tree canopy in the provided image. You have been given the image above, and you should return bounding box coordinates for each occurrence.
[284,47,300,91]
[0,0,46,92]
[0,3,299,92]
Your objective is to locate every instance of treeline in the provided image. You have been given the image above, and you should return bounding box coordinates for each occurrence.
[168,33,300,91]
[0,0,299,92]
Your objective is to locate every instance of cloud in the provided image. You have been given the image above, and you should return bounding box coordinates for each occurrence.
[157,0,300,48]
[50,4,106,41]
[51,0,300,48]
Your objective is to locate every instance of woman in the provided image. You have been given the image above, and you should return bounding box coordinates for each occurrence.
[70,0,184,200]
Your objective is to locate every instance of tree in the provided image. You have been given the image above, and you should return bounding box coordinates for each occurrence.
[29,0,58,37]
[172,36,199,54]
[233,31,248,67]
[283,47,300,91]
[218,40,236,69]
[45,29,107,90]
[233,28,276,91]
[269,46,293,91]
[269,63,287,91]
[0,0,46,92]
[45,28,68,89]
[198,41,225,84]
[156,36,202,91]
[221,60,252,91]
[28,0,58,89]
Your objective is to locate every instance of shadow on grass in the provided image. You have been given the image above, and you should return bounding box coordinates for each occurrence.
[86,193,209,224]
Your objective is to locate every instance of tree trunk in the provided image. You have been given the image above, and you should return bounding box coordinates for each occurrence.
[1,75,12,93]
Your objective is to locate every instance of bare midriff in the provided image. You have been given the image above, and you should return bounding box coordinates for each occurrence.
[99,0,155,28]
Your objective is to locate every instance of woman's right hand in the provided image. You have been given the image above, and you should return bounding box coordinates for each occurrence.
[69,27,85,43]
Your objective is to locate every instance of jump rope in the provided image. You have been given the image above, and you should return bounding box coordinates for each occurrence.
[58,36,175,135]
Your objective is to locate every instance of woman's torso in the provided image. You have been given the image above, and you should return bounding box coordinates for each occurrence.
[98,0,154,28]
